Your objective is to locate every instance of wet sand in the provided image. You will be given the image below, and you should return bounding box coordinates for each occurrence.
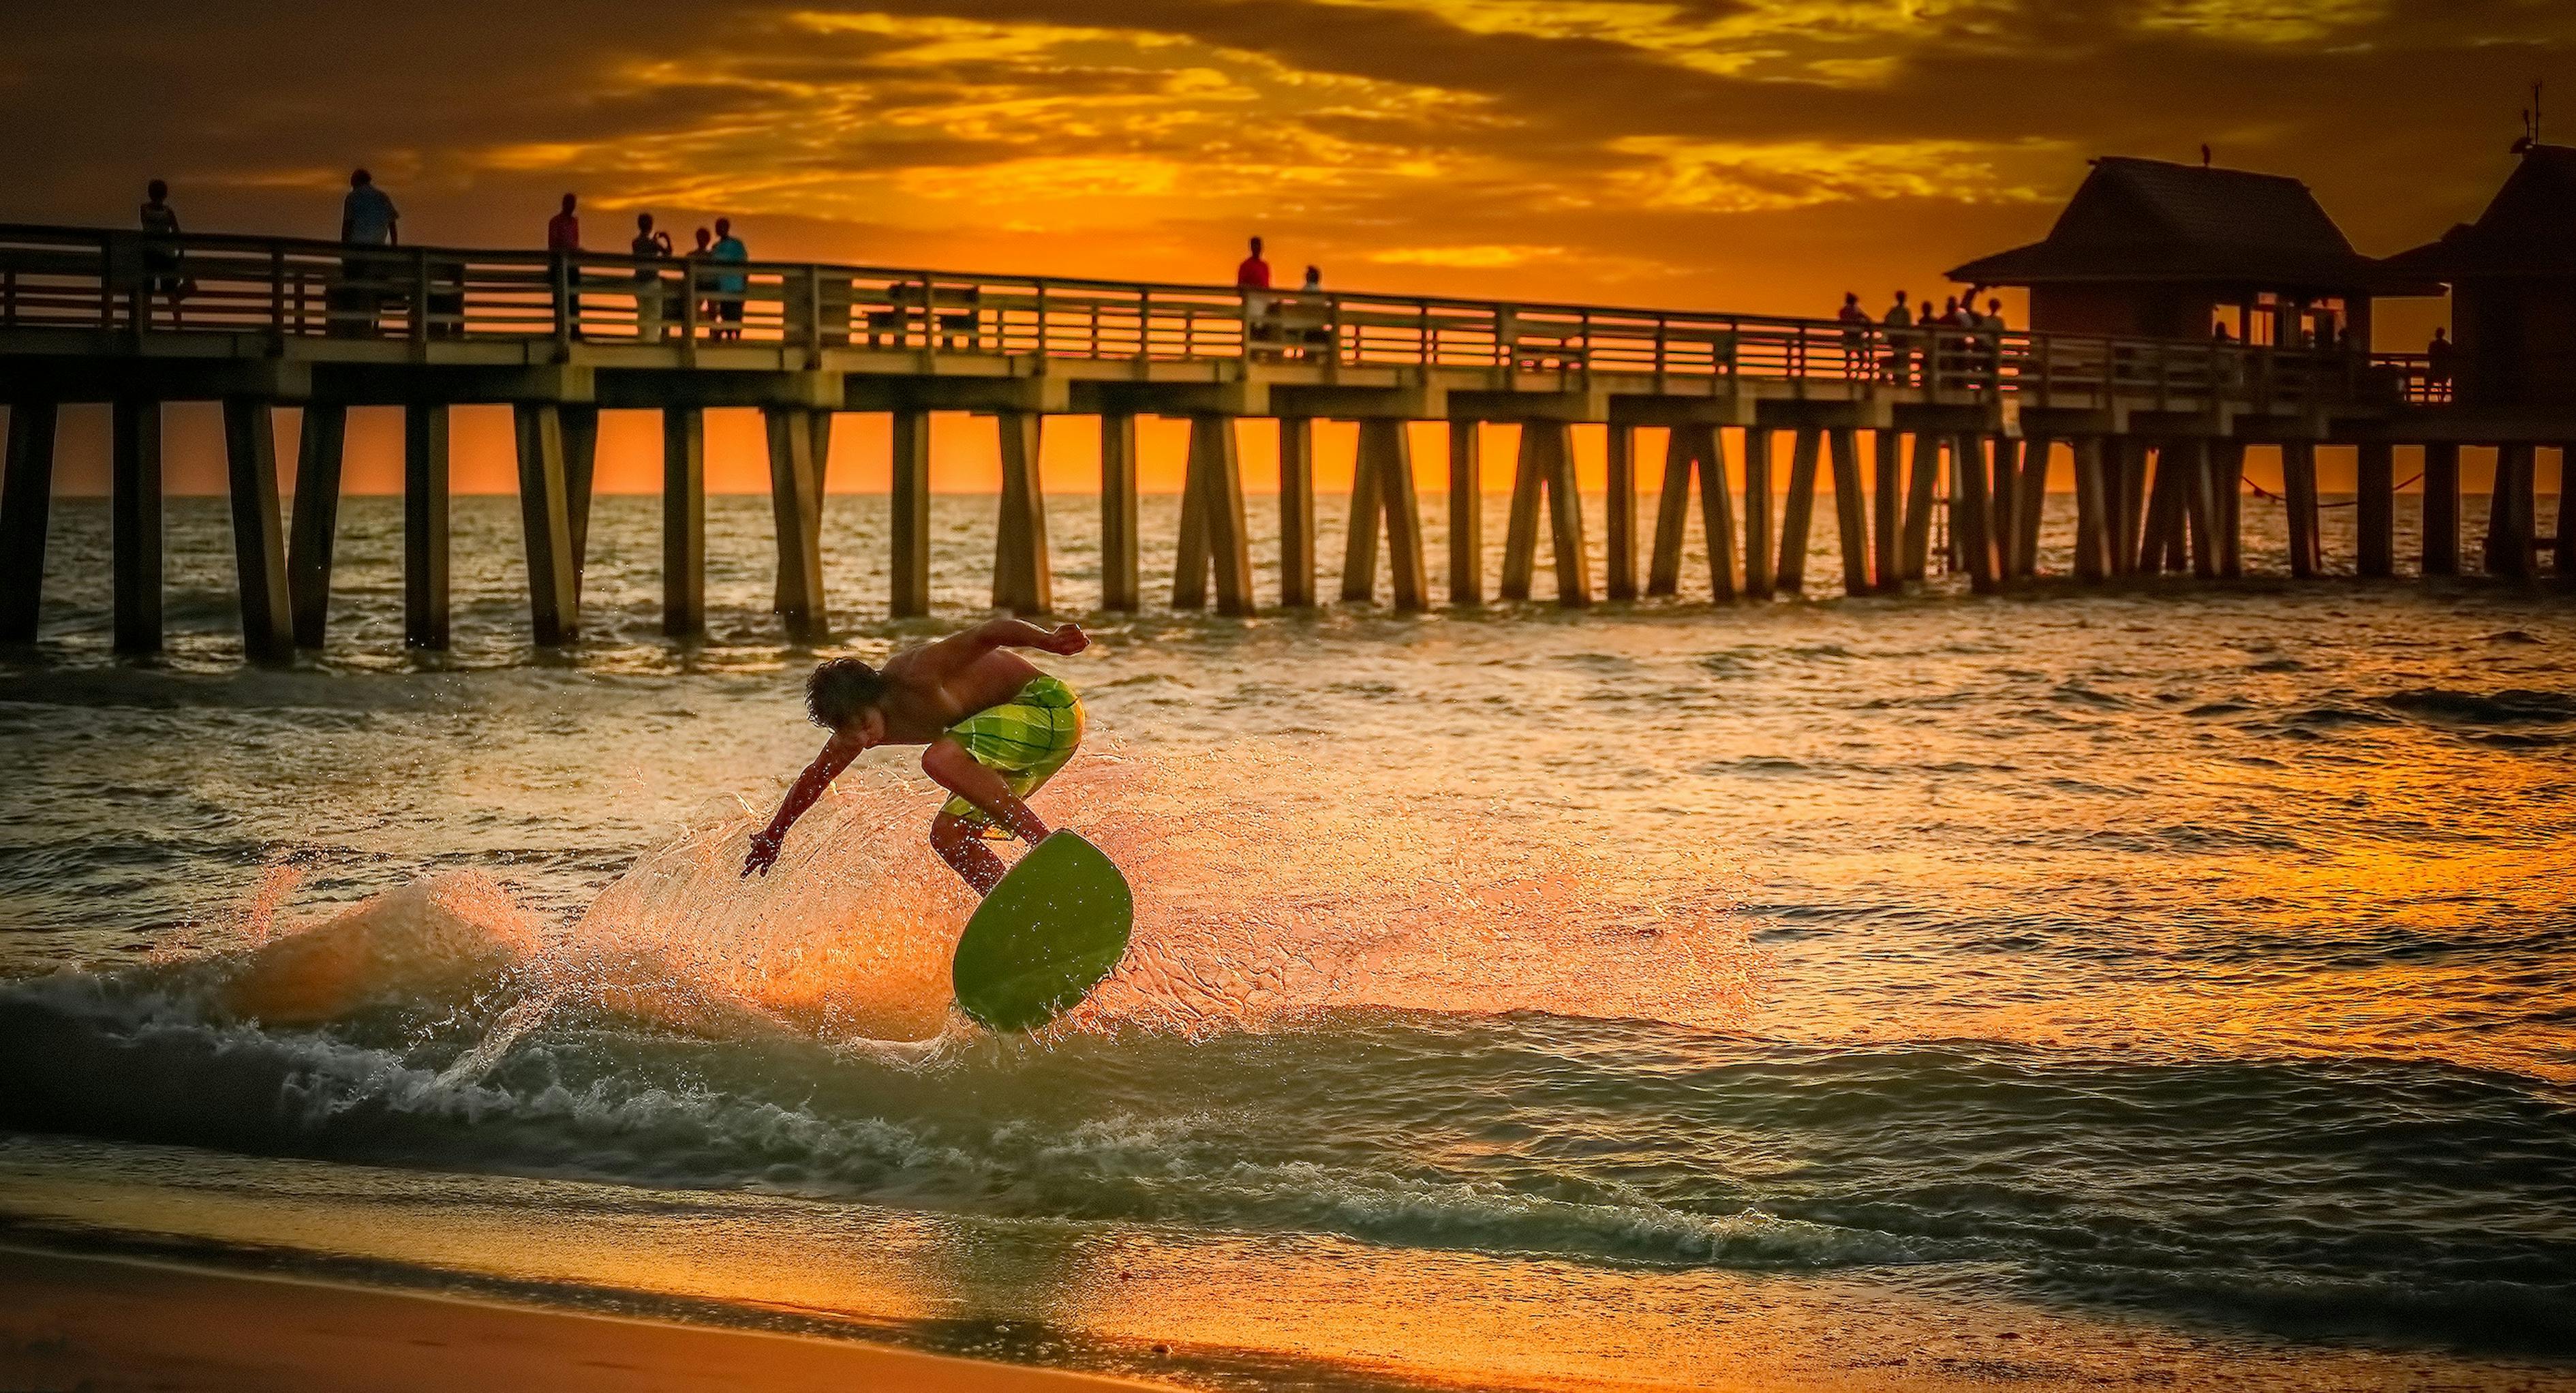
[0,1246,1161,1393]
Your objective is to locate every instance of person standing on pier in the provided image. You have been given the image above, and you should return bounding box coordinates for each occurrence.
[630,213,674,344]
[335,169,399,338]
[547,193,583,337]
[138,180,189,329]
[1881,290,1913,385]
[1237,236,1276,355]
[711,217,748,341]
[741,620,1094,894]
[1837,292,1869,378]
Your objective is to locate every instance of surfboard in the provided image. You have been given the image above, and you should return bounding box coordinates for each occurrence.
[951,831,1133,1032]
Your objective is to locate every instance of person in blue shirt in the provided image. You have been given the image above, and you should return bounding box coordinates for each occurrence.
[334,169,401,337]
[711,217,748,341]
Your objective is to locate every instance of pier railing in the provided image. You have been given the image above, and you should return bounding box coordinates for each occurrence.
[0,224,2360,411]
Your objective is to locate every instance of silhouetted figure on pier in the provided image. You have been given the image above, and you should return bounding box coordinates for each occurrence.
[335,169,399,338]
[711,217,748,341]
[1837,291,1869,377]
[548,194,583,335]
[688,226,714,337]
[1236,236,1272,290]
[1881,290,1913,384]
[631,213,674,343]
[2425,326,2455,399]
[138,179,189,328]
[1285,264,1331,360]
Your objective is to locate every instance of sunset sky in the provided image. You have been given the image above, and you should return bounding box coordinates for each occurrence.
[7,1,2564,493]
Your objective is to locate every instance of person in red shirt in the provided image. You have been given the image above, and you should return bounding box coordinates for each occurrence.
[1235,235,1270,290]
[547,193,583,335]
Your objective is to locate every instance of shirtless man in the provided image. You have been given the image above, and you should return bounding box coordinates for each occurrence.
[741,619,1090,893]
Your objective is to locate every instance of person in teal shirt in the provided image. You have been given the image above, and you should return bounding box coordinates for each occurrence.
[711,217,748,341]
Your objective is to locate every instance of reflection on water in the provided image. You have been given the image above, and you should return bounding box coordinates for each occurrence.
[2,492,2573,1388]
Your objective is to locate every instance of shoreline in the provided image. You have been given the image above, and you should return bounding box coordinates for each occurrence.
[0,1244,1167,1393]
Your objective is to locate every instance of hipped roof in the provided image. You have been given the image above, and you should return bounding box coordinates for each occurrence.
[1948,156,2399,292]
[2381,143,2576,280]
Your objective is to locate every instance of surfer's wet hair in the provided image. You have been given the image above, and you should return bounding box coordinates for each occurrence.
[806,658,887,729]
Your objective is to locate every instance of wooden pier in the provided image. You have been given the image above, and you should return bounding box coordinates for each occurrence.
[0,222,2558,660]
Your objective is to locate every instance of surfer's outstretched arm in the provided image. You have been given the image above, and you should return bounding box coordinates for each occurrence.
[743,735,863,876]
[921,618,1088,673]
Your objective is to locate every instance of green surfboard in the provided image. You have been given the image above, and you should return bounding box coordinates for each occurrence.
[951,831,1133,1032]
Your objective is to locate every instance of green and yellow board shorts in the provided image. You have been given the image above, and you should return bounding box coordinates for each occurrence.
[939,674,1084,838]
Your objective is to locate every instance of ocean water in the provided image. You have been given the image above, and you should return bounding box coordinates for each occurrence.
[3,488,2574,1390]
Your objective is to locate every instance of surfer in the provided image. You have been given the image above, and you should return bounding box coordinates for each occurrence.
[741,619,1091,893]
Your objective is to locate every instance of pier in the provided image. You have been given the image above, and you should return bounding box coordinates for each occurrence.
[0,219,2560,660]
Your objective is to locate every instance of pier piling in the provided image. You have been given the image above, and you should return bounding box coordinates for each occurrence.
[1952,434,2000,593]
[659,406,701,639]
[1101,412,1144,611]
[2421,442,2460,576]
[1871,429,1902,592]
[2072,437,2111,581]
[1828,428,1869,596]
[1501,420,1588,605]
[2282,441,2322,578]
[1745,429,1779,598]
[1,402,59,643]
[2486,442,2536,578]
[1275,416,1313,608]
[1447,421,1484,605]
[1344,417,1428,610]
[1898,431,1935,584]
[562,405,600,600]
[515,403,581,645]
[406,403,452,649]
[1605,425,1637,600]
[1775,427,1822,596]
[992,410,1052,614]
[2357,442,2395,578]
[2556,446,2575,578]
[1174,414,1254,615]
[761,406,827,639]
[1649,423,1735,600]
[219,399,293,663]
[2012,437,2051,579]
[2213,441,2245,579]
[286,403,346,649]
[889,410,930,619]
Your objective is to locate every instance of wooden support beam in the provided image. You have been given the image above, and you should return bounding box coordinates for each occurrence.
[2212,441,2246,579]
[2115,438,2153,575]
[219,399,294,664]
[1775,427,1822,595]
[1987,436,2018,579]
[890,410,930,618]
[2485,442,2536,579]
[1342,417,1428,610]
[1871,428,1902,592]
[1828,427,1869,596]
[0,401,59,643]
[1100,412,1143,611]
[2356,441,2395,579]
[1174,414,1255,615]
[1648,423,1734,600]
[2138,444,2187,575]
[111,397,163,655]
[561,404,600,600]
[285,402,344,649]
[1951,434,2000,593]
[2421,442,2460,577]
[405,403,451,649]
[1605,425,1637,600]
[992,410,1052,614]
[1276,416,1314,608]
[761,406,827,639]
[1898,431,1936,584]
[2072,437,2111,583]
[2282,440,2321,579]
[1447,421,1483,605]
[1500,420,1589,605]
[660,405,702,639]
[1745,428,1778,598]
[2012,437,2050,579]
[514,403,580,645]
[2175,438,2218,580]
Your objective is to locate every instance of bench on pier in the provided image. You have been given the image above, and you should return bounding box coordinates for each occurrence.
[1248,294,1335,362]
[860,283,982,351]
